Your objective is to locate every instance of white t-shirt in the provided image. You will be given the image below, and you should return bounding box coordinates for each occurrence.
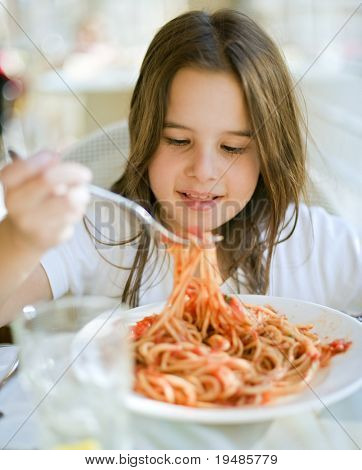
[40,203,362,315]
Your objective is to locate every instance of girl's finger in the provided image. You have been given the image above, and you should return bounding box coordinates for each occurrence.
[43,162,92,188]
[5,175,87,216]
[12,191,90,250]
[37,192,89,227]
[4,163,92,213]
[0,151,59,189]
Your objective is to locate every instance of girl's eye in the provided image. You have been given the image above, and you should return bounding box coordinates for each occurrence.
[222,145,246,155]
[165,138,190,146]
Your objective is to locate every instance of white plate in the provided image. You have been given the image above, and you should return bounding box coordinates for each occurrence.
[124,295,362,424]
[0,344,19,385]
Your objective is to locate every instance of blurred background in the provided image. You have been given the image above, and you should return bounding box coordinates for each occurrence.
[0,0,361,230]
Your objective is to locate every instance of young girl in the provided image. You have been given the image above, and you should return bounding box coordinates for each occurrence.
[0,9,361,326]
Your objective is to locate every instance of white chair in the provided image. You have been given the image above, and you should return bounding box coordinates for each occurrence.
[62,119,130,189]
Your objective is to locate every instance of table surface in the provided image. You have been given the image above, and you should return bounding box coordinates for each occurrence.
[1,373,361,450]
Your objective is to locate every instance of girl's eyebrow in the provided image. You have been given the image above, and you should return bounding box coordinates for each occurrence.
[164,121,252,137]
[164,121,191,130]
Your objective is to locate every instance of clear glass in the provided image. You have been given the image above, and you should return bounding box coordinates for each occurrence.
[13,296,131,450]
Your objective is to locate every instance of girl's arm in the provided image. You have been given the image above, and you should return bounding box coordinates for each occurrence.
[0,258,52,326]
[0,152,91,326]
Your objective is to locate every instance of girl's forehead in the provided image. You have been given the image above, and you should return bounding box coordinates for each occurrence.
[166,67,250,132]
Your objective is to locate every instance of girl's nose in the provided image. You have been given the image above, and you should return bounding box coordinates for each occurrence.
[185,146,218,182]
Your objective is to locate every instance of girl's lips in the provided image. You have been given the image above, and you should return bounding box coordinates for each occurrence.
[177,192,222,211]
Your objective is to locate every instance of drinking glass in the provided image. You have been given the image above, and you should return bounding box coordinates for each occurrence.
[13,296,131,449]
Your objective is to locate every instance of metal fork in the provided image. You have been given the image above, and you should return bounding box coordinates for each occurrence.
[89,184,222,246]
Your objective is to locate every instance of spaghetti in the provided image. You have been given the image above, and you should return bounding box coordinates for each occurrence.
[132,239,351,407]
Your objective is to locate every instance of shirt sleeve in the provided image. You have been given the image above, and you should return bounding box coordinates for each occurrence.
[40,218,101,299]
[40,200,140,300]
[270,204,362,315]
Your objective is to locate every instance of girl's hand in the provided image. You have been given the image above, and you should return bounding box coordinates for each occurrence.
[0,151,92,253]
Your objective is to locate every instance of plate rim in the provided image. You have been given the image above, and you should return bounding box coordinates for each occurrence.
[0,344,19,385]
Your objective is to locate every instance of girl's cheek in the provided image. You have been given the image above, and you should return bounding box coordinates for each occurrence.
[154,158,176,180]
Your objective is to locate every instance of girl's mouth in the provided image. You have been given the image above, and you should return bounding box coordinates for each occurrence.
[177,192,223,211]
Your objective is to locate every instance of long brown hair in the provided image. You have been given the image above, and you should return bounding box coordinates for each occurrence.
[105,9,306,307]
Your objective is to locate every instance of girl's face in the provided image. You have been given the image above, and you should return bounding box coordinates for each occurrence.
[148,67,260,235]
